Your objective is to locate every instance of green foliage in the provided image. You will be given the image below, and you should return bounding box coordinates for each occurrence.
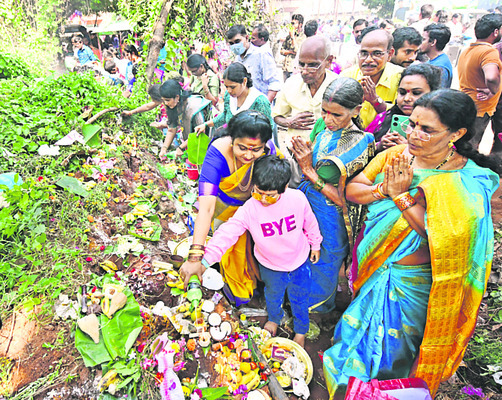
[117,0,267,72]
[362,0,395,18]
[0,72,160,167]
[0,50,31,79]
[0,180,84,320]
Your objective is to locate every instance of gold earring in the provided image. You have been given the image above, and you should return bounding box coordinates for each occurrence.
[448,140,454,148]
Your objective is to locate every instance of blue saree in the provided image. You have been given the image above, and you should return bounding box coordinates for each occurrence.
[299,119,374,313]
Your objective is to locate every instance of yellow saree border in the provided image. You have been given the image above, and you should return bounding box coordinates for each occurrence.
[411,173,491,396]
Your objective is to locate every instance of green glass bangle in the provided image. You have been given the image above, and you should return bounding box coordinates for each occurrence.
[314,178,326,191]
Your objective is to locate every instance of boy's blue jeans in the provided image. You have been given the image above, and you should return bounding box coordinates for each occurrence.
[258,260,311,335]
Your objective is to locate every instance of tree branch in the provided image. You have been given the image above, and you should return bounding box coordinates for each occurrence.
[145,0,176,83]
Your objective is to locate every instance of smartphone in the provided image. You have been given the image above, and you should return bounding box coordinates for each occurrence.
[390,115,410,138]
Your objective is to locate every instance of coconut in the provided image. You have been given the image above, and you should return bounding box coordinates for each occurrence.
[208,312,222,326]
[201,300,215,313]
[220,320,232,337]
[247,390,271,400]
[210,326,226,341]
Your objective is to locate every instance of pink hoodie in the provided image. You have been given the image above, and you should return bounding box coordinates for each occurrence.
[203,188,322,272]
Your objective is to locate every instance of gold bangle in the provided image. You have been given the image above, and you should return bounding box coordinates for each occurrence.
[393,192,416,212]
[371,182,387,200]
[377,182,387,199]
[190,244,205,250]
[188,250,205,255]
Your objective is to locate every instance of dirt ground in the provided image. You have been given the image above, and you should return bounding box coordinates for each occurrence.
[1,162,501,400]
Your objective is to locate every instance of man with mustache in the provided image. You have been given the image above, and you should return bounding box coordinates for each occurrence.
[341,27,403,128]
[418,24,453,88]
[391,27,422,68]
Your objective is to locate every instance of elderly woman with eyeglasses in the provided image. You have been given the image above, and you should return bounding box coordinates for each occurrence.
[323,89,500,399]
[290,77,375,314]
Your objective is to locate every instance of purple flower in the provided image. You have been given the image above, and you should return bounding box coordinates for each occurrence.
[461,385,486,398]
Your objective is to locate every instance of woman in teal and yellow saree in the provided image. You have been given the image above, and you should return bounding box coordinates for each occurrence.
[323,90,500,398]
[291,78,375,313]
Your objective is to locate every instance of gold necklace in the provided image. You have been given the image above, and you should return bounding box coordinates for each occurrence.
[409,147,455,169]
[233,154,254,192]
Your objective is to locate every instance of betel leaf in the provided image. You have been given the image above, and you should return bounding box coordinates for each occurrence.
[187,132,210,165]
[56,176,89,197]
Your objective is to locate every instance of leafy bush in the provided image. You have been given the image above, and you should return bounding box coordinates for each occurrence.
[0,50,31,79]
[0,72,161,158]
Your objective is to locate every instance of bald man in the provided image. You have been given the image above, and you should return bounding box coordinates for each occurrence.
[273,35,337,148]
[341,27,403,128]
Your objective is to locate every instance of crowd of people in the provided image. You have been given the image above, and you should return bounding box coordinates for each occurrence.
[72,4,502,399]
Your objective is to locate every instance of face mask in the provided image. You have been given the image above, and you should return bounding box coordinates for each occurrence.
[231,42,246,56]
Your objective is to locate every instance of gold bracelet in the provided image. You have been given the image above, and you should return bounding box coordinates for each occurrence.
[190,244,205,250]
[188,250,205,255]
[314,178,325,191]
[393,192,416,212]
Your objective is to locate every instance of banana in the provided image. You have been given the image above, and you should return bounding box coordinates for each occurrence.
[124,213,135,223]
[240,370,258,386]
[247,373,261,390]
[98,369,119,392]
[132,204,150,216]
[100,260,118,273]
[102,297,110,316]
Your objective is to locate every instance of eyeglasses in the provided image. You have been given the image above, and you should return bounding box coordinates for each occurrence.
[72,40,82,44]
[403,121,450,141]
[298,56,329,72]
[252,189,280,204]
[358,50,388,60]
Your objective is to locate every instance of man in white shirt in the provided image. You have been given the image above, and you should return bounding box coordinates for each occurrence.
[251,24,273,56]
[411,4,434,33]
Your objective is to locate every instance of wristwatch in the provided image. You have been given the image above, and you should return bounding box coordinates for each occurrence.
[372,97,384,108]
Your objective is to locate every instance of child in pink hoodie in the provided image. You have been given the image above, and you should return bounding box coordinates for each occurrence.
[200,155,322,347]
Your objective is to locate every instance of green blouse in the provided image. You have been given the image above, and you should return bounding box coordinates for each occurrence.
[310,119,341,185]
[213,90,273,128]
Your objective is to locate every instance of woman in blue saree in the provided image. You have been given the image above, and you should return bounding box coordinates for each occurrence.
[291,77,375,313]
[323,89,500,398]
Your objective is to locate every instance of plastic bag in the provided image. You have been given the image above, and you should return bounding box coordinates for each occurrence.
[344,377,432,400]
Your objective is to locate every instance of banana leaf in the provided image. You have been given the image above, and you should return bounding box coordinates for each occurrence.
[187,132,210,165]
[75,279,143,367]
[128,215,162,241]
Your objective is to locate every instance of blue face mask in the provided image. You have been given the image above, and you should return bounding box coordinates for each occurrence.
[230,42,246,56]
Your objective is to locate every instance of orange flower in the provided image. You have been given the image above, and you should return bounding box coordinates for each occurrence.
[186,339,196,352]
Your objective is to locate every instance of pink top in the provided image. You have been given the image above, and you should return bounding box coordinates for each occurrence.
[203,188,323,272]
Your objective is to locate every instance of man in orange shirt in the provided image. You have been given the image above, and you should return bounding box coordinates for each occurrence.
[458,14,502,153]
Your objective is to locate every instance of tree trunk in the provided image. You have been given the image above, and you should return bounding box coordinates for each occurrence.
[145,0,176,83]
